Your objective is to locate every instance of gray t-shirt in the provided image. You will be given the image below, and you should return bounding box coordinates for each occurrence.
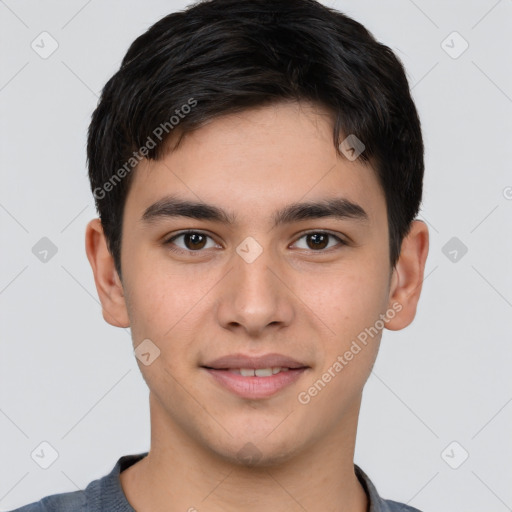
[9,452,423,511]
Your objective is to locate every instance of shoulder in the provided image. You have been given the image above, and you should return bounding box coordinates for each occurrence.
[6,489,86,511]
[382,500,424,511]
[354,464,425,512]
[7,452,147,512]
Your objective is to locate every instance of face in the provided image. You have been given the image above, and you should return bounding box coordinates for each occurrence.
[91,101,413,465]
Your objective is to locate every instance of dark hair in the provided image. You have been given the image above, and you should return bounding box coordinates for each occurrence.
[87,0,424,280]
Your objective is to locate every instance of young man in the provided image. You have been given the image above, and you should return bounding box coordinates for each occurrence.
[12,0,429,510]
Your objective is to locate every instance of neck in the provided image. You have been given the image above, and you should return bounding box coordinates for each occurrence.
[120,393,368,512]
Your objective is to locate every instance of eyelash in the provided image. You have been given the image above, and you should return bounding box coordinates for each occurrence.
[163,230,347,255]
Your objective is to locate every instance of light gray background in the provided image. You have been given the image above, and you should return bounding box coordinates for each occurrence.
[1,1,511,510]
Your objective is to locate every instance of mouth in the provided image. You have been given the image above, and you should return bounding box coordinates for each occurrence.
[200,353,310,399]
[202,366,302,376]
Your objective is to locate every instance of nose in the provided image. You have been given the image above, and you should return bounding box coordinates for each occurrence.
[215,240,295,337]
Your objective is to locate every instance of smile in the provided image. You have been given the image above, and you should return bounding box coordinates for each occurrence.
[202,367,308,399]
[225,367,290,376]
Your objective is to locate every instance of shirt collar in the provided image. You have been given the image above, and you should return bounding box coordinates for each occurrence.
[98,452,396,511]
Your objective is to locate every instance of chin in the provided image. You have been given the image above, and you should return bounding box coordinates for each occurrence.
[206,431,305,469]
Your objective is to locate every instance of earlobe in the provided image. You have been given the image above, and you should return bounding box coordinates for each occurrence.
[85,218,130,328]
[385,220,429,331]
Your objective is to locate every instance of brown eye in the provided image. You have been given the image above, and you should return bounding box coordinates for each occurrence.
[306,233,329,250]
[165,231,219,253]
[183,232,207,250]
[292,232,346,251]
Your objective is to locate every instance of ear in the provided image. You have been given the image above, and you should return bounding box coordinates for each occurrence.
[385,220,429,331]
[85,218,130,328]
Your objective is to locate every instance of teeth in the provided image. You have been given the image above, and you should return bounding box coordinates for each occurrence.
[255,368,273,377]
[227,367,291,377]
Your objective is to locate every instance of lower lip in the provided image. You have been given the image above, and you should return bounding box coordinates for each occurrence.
[203,368,308,399]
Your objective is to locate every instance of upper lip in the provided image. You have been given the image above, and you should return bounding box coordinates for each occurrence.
[202,353,309,370]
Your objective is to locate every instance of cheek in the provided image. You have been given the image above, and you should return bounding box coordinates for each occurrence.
[295,260,387,339]
[294,266,385,420]
[123,254,216,365]
[125,279,169,340]
[123,246,190,332]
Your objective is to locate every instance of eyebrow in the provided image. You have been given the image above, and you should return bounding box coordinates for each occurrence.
[141,194,369,228]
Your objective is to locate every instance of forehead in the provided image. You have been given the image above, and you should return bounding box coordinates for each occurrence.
[124,102,386,229]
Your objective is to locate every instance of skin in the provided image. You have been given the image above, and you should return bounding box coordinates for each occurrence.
[85,100,429,512]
